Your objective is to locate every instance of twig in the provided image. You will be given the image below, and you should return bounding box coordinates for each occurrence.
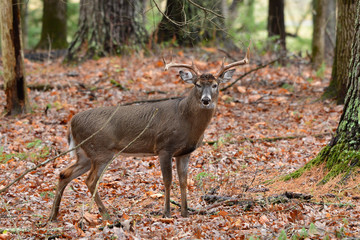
[0,104,123,194]
[121,97,181,106]
[88,109,159,212]
[152,0,184,27]
[221,57,282,91]
[217,48,238,61]
[243,169,258,193]
[187,0,224,19]
[169,199,216,215]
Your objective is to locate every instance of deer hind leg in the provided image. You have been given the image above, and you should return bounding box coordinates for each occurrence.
[49,147,91,221]
[175,154,190,217]
[85,153,113,220]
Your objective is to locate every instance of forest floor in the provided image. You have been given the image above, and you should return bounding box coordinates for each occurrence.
[0,49,359,239]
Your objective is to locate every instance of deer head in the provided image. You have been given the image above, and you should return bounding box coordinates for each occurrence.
[163,47,249,109]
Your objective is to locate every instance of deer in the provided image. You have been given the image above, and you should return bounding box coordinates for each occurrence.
[49,48,249,221]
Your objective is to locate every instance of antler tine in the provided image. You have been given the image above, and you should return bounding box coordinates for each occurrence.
[163,56,200,76]
[216,44,250,77]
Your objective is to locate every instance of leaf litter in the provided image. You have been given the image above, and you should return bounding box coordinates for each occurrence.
[0,50,359,239]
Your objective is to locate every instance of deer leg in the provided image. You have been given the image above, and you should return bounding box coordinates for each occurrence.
[85,156,112,220]
[159,151,173,218]
[49,148,91,221]
[175,154,190,217]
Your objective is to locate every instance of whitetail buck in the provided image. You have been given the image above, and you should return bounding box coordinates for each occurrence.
[49,49,249,221]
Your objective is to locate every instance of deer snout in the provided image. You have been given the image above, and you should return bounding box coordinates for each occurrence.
[201,96,211,106]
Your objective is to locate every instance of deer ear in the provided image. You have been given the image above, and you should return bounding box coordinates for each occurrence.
[218,69,235,83]
[179,70,195,84]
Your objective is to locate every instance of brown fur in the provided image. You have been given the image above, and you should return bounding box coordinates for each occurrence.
[49,69,236,221]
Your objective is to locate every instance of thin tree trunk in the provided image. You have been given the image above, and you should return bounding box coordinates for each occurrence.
[268,0,286,51]
[0,0,30,115]
[324,0,336,64]
[311,0,326,70]
[20,0,28,49]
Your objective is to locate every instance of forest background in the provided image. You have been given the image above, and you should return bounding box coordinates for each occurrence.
[0,0,360,239]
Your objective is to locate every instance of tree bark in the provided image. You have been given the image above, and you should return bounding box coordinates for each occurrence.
[267,0,286,51]
[287,0,360,183]
[66,0,146,62]
[36,0,68,50]
[322,0,357,104]
[324,0,336,64]
[20,0,28,49]
[0,0,30,115]
[155,0,230,47]
[311,0,326,70]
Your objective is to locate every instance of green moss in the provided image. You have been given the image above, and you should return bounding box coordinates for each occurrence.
[283,146,331,181]
[284,142,360,184]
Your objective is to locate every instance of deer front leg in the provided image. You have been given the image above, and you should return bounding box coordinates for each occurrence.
[175,154,190,217]
[159,151,173,218]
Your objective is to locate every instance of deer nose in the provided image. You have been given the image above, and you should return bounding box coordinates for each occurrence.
[201,96,211,106]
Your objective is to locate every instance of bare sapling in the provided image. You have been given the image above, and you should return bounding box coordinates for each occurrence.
[49,47,249,221]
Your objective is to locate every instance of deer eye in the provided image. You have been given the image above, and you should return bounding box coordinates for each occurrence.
[212,84,218,89]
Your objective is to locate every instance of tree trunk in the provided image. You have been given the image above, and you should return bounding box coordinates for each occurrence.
[322,0,357,104]
[20,0,28,49]
[267,0,286,51]
[324,0,336,64]
[229,0,243,20]
[311,0,326,70]
[155,0,185,44]
[66,0,146,62]
[155,0,230,47]
[36,0,68,50]
[287,0,360,184]
[0,0,30,115]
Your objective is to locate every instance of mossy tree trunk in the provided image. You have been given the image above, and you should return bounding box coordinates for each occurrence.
[154,0,229,47]
[0,0,30,115]
[267,0,286,51]
[66,0,146,62]
[36,0,68,50]
[287,0,360,183]
[322,0,357,104]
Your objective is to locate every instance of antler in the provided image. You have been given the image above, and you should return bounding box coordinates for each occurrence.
[215,45,250,78]
[162,56,201,76]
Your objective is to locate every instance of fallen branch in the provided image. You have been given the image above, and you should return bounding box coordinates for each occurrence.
[192,191,313,215]
[239,132,332,143]
[205,132,332,146]
[0,83,69,91]
[221,57,283,91]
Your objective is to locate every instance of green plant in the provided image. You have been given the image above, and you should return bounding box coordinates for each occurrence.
[195,172,216,189]
[316,62,326,79]
[281,83,295,92]
[0,139,49,164]
[278,230,287,240]
[213,133,233,150]
[40,191,55,199]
